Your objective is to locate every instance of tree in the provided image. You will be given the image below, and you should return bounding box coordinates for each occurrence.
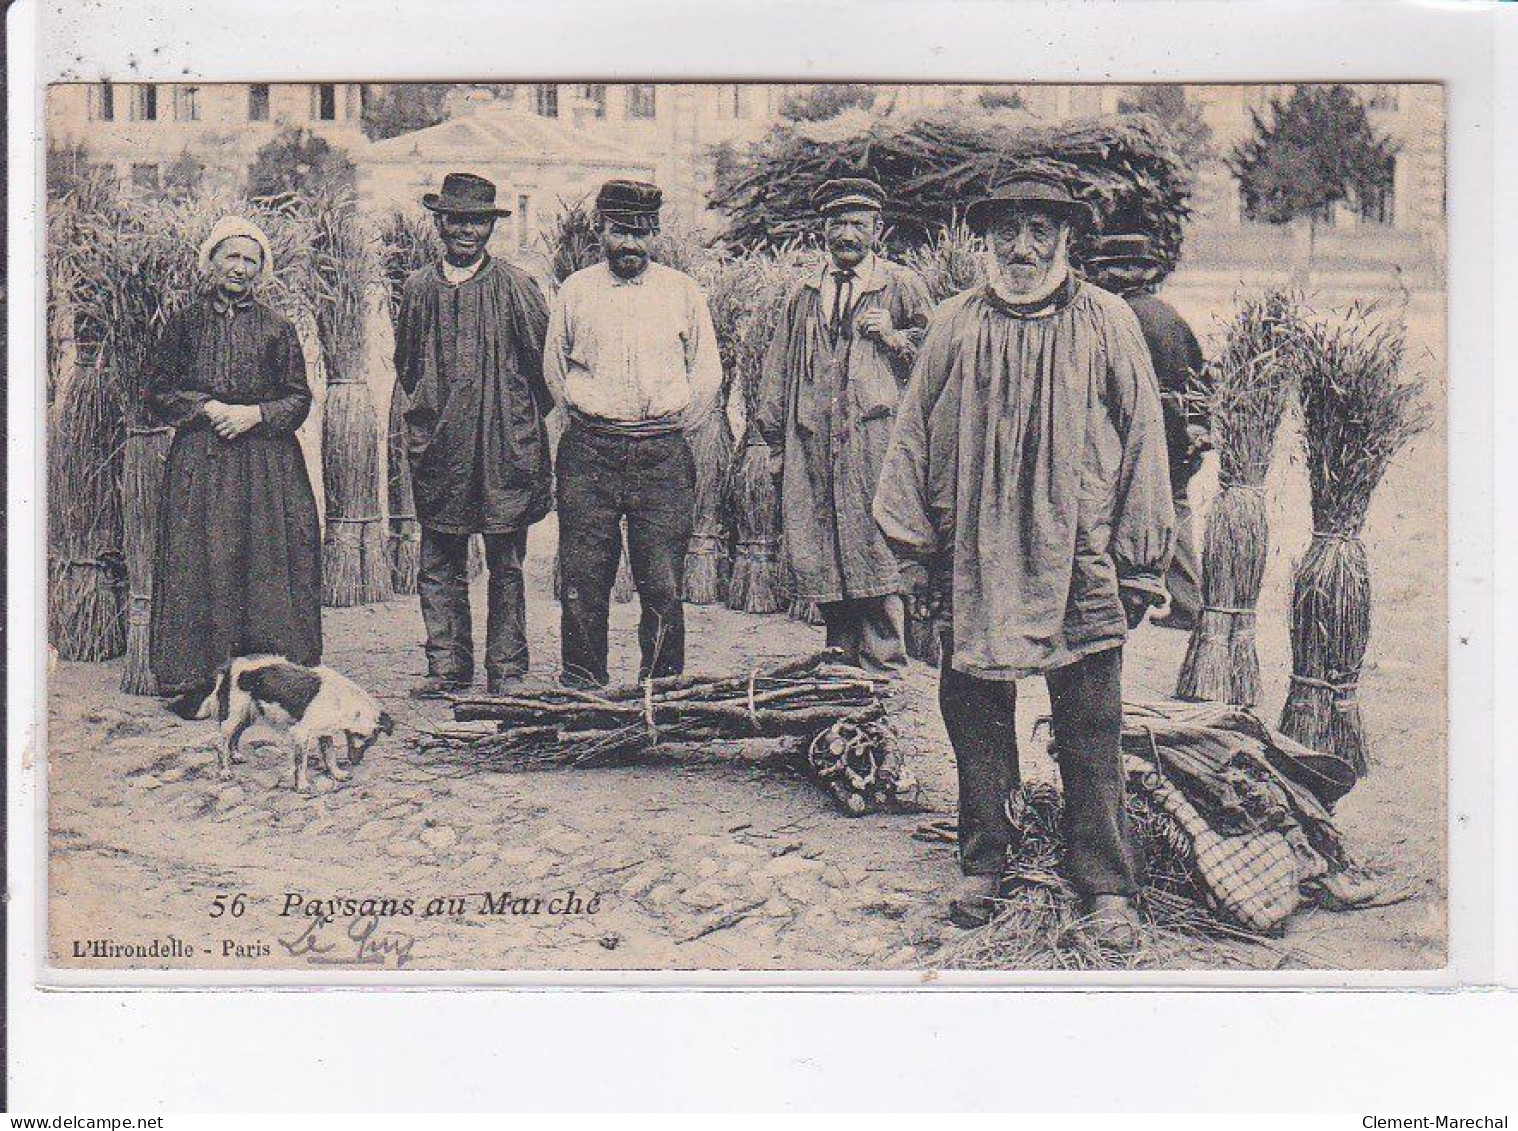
[976,88,1027,113]
[246,127,358,203]
[1229,84,1398,255]
[360,83,452,141]
[1117,85,1215,171]
[779,84,876,123]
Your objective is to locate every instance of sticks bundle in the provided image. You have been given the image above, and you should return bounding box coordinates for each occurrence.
[309,198,391,607]
[1278,303,1429,786]
[713,109,1194,272]
[451,651,887,768]
[1175,291,1297,706]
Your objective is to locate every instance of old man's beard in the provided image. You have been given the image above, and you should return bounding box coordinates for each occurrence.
[988,228,1071,306]
[609,246,649,277]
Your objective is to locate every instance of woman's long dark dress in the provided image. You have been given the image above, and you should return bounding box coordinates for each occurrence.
[146,292,322,693]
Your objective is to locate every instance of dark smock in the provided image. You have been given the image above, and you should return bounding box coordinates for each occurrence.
[391,257,553,534]
[146,294,322,693]
[1124,292,1208,489]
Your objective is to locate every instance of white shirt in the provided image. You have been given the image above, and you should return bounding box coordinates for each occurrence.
[544,261,723,423]
[440,256,486,285]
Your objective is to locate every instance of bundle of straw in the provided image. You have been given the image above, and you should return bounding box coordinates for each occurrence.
[1175,291,1297,706]
[712,250,801,614]
[308,197,391,606]
[378,210,440,596]
[682,399,734,604]
[47,346,127,661]
[1278,302,1428,784]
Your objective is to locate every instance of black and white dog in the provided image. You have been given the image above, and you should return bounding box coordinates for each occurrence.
[171,656,395,791]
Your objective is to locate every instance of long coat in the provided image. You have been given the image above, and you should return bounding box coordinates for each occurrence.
[392,257,552,535]
[1124,291,1208,490]
[753,256,931,604]
[146,294,322,693]
[872,277,1175,680]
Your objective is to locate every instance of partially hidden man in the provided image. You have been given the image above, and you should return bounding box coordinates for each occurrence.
[393,173,553,697]
[754,177,932,674]
[545,180,722,688]
[873,171,1175,943]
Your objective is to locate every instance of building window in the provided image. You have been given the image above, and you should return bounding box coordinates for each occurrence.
[625,84,656,120]
[727,84,748,118]
[577,84,607,118]
[173,85,200,122]
[312,83,337,121]
[130,163,161,191]
[130,84,158,122]
[534,84,559,118]
[517,195,532,250]
[248,83,270,121]
[88,82,116,121]
[1357,155,1397,225]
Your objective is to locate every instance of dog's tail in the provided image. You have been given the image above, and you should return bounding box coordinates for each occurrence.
[167,665,230,721]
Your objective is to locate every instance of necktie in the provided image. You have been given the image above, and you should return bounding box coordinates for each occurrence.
[830,269,855,341]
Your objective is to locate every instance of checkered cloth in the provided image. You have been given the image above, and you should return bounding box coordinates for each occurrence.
[1138,772,1303,933]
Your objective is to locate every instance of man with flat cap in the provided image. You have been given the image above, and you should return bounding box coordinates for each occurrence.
[393,172,553,697]
[1087,233,1210,630]
[544,179,722,688]
[753,176,931,674]
[873,170,1174,942]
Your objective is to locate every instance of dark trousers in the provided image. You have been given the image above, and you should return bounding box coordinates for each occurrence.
[820,595,907,674]
[939,644,1143,897]
[1167,473,1201,623]
[418,528,529,684]
[556,423,694,687]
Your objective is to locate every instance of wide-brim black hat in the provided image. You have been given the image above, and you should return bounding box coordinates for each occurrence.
[422,172,512,217]
[965,172,1090,233]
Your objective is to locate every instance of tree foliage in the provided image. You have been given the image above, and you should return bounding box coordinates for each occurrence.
[360,83,452,141]
[1117,85,1215,170]
[1229,85,1397,228]
[778,84,877,122]
[246,127,358,203]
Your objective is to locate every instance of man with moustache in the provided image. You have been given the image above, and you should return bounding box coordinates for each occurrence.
[873,171,1175,942]
[753,177,931,674]
[544,180,722,688]
[393,173,553,697]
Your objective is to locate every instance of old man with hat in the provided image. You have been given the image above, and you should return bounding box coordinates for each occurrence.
[393,172,553,697]
[544,179,722,688]
[753,176,932,673]
[1086,232,1210,630]
[873,170,1175,942]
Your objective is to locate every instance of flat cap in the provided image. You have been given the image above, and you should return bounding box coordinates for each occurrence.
[813,176,886,216]
[596,179,663,230]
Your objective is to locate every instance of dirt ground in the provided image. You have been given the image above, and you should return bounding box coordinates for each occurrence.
[44,287,1447,976]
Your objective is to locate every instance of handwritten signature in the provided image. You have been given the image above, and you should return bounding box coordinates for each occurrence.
[277,914,417,968]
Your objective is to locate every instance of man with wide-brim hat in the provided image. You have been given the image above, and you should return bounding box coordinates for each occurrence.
[753,175,931,674]
[394,172,553,697]
[873,168,1175,945]
[1087,231,1210,631]
[544,179,722,688]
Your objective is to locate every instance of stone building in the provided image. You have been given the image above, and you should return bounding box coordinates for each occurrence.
[46,81,366,192]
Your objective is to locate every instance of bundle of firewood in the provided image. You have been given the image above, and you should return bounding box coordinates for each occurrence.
[450,651,888,769]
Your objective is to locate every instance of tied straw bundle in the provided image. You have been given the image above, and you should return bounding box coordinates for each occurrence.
[723,249,804,614]
[378,209,441,595]
[1279,301,1429,791]
[1175,290,1298,707]
[308,195,392,607]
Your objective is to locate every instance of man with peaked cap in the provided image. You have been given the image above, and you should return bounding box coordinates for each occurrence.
[544,179,722,688]
[873,170,1175,943]
[393,172,553,698]
[753,176,931,674]
[1086,232,1210,630]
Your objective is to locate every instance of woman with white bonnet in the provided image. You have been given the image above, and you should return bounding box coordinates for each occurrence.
[145,215,322,698]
